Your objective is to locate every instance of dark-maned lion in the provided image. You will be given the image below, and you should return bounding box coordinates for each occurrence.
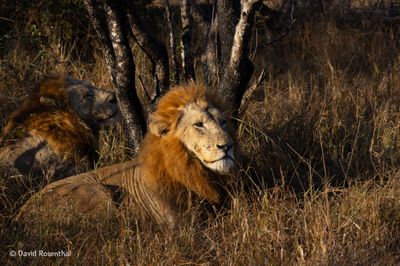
[16,83,240,226]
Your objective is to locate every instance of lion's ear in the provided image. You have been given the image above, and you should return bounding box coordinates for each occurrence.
[149,114,169,137]
[39,96,65,108]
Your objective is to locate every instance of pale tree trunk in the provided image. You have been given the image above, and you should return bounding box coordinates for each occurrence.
[216,0,240,68]
[180,0,195,80]
[219,0,264,109]
[190,0,218,86]
[203,16,219,86]
[103,0,146,155]
[83,0,116,80]
[165,0,180,85]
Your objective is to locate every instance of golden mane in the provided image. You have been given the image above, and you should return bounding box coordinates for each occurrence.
[140,83,234,205]
[149,82,231,135]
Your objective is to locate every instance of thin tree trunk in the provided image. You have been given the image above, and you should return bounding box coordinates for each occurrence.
[219,0,263,109]
[165,0,180,85]
[216,0,240,67]
[192,0,218,86]
[203,12,218,86]
[83,0,116,82]
[189,0,210,40]
[104,0,146,155]
[126,7,169,103]
[180,0,194,80]
[239,68,266,115]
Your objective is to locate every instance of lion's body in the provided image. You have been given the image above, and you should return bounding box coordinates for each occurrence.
[16,83,238,225]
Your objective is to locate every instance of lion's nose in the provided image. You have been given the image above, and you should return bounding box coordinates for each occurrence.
[217,142,233,152]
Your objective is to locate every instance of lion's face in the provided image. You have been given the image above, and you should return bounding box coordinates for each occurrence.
[66,80,119,127]
[150,94,235,174]
[176,102,235,173]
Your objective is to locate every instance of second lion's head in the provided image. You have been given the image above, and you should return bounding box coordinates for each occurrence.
[149,83,237,174]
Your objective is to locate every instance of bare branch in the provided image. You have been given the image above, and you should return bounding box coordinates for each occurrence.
[83,0,116,82]
[203,14,218,86]
[165,0,180,85]
[219,0,263,109]
[239,68,266,115]
[194,0,218,86]
[189,0,210,34]
[217,0,240,66]
[263,17,296,46]
[138,74,152,103]
[126,7,169,103]
[103,0,146,154]
[258,1,297,48]
[180,0,195,80]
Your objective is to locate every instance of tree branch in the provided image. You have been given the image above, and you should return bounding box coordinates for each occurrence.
[103,0,146,154]
[219,0,263,110]
[217,0,240,67]
[189,0,210,34]
[180,0,195,80]
[83,0,116,82]
[126,7,169,103]
[194,0,218,86]
[165,0,180,85]
[239,68,266,115]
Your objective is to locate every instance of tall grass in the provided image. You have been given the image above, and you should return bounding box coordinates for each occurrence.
[1,2,400,265]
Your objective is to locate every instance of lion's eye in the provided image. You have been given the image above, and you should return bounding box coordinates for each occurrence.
[194,122,204,128]
[220,119,227,126]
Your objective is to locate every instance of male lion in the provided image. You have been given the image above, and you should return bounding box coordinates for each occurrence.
[0,74,119,209]
[16,83,239,226]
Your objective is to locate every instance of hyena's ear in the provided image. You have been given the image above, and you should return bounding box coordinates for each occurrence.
[148,113,170,137]
[39,96,66,108]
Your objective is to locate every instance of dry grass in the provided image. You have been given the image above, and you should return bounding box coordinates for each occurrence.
[1,3,400,265]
